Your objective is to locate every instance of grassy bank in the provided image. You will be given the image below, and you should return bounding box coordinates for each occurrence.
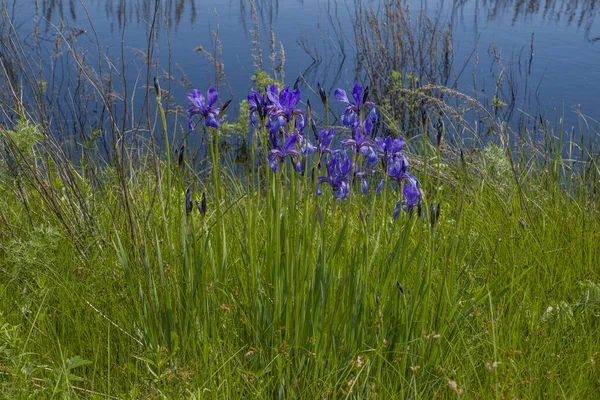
[1,83,599,399]
[1,0,599,396]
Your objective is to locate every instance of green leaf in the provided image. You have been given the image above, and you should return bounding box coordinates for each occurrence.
[66,356,92,370]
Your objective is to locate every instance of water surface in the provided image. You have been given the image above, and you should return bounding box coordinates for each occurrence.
[8,0,600,137]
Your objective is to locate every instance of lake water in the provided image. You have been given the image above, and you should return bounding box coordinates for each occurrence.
[6,0,600,140]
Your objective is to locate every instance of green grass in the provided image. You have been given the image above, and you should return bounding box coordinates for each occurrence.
[1,113,599,399]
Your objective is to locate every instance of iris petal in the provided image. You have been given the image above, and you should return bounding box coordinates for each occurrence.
[206,114,219,129]
[334,89,349,103]
[394,202,401,219]
[207,86,218,106]
[376,179,384,195]
[352,82,364,106]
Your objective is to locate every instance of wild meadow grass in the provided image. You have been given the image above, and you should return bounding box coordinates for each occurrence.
[0,1,599,397]
[1,75,599,400]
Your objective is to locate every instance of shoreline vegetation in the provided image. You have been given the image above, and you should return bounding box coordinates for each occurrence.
[1,0,600,398]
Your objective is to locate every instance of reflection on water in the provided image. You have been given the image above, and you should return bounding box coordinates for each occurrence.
[38,0,76,24]
[34,0,600,41]
[36,0,284,34]
[97,0,197,35]
[475,0,600,42]
[37,0,199,33]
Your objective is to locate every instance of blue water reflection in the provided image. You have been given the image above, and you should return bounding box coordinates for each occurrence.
[7,0,600,139]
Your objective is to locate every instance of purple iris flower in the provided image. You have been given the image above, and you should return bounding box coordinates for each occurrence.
[247,89,267,127]
[386,137,410,181]
[316,128,334,154]
[403,174,421,209]
[353,165,369,194]
[265,84,305,134]
[300,134,316,155]
[334,82,377,128]
[268,133,302,173]
[375,136,410,181]
[187,87,221,130]
[342,125,377,168]
[362,146,378,170]
[306,128,335,169]
[393,174,421,219]
[316,153,352,200]
[374,135,421,217]
[375,136,405,166]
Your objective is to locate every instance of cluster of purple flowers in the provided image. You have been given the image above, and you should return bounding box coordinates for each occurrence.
[375,136,422,218]
[187,81,422,218]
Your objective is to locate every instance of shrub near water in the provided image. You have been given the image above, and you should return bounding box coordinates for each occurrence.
[1,78,599,398]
